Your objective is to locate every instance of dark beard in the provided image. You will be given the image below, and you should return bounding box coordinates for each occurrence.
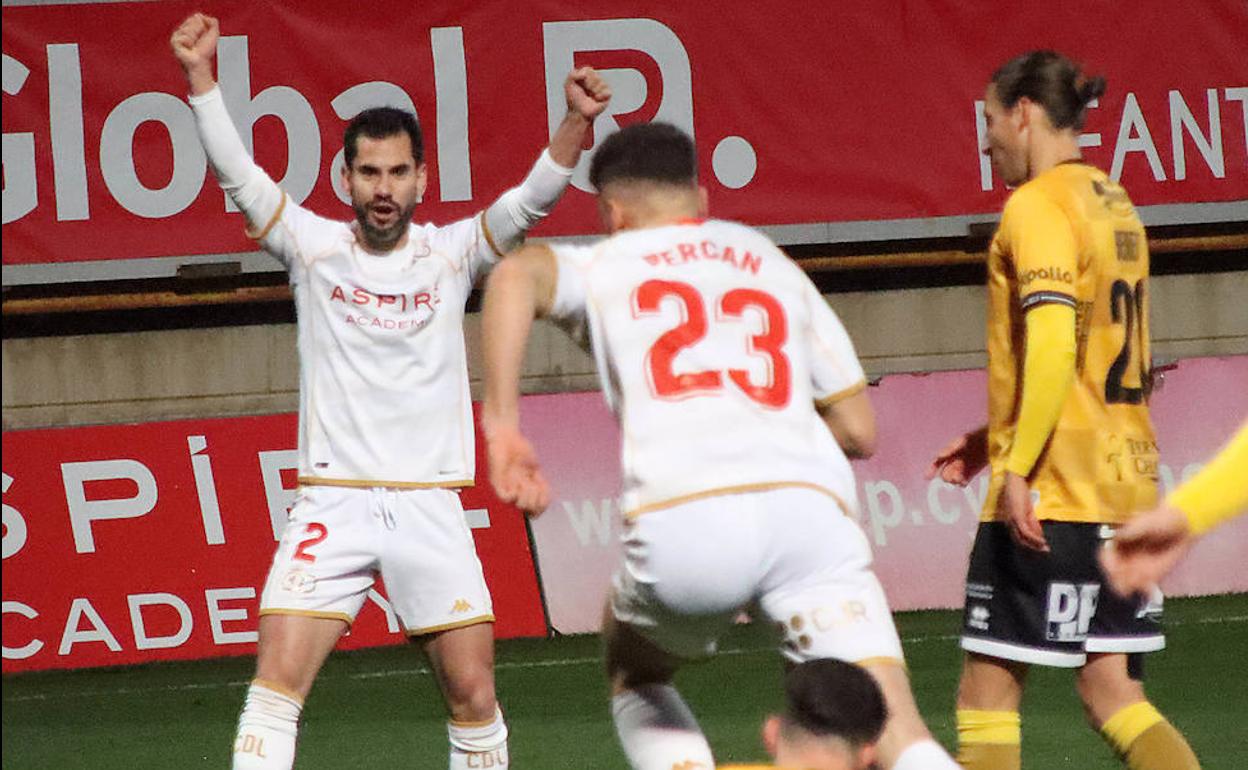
[354,201,414,252]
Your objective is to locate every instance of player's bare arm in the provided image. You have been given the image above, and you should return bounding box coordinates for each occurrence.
[481,245,559,515]
[170,12,219,95]
[926,425,988,485]
[548,67,612,168]
[817,389,877,459]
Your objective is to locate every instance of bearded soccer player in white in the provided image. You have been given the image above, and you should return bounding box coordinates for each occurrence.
[170,13,609,770]
[479,123,959,770]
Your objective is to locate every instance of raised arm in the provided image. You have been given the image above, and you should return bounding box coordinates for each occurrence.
[480,244,560,515]
[481,68,610,255]
[170,13,283,240]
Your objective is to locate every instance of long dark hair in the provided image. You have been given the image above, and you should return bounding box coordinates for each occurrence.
[992,51,1106,130]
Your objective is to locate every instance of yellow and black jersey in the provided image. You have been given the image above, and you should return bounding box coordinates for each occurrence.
[984,162,1157,524]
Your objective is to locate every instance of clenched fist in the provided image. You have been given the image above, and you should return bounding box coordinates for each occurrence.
[170,12,220,95]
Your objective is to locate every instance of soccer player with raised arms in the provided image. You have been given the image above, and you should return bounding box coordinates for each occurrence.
[480,122,959,770]
[927,51,1201,770]
[170,12,609,769]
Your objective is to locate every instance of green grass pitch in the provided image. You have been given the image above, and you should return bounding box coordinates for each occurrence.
[4,594,1245,768]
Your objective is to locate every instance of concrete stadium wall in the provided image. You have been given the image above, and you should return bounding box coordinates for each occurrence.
[4,271,1246,430]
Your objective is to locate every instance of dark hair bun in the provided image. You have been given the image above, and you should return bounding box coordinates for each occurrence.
[1078,75,1107,105]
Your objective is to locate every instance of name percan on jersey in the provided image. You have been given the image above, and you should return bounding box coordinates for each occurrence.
[549,219,867,517]
[984,163,1158,524]
[258,195,497,488]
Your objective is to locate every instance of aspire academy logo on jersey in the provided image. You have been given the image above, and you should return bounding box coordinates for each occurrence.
[1019,266,1074,286]
[330,284,441,332]
[329,285,442,313]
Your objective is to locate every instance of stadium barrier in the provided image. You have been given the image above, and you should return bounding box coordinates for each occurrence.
[4,357,1245,671]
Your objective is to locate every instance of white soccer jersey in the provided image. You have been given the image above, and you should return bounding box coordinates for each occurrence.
[549,219,867,516]
[190,85,574,489]
[258,199,495,487]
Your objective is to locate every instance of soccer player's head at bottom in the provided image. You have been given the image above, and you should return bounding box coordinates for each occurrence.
[587,122,709,235]
[723,658,888,770]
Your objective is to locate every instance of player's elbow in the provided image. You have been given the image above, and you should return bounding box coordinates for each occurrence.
[840,426,877,460]
[818,390,876,459]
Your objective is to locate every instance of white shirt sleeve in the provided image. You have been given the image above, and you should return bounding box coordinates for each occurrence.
[188,86,291,265]
[804,279,867,403]
[427,215,495,297]
[548,244,594,322]
[549,242,601,374]
[481,149,575,256]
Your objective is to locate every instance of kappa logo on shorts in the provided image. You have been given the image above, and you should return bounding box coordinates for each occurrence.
[968,605,991,631]
[450,598,474,614]
[280,567,316,594]
[1046,581,1100,642]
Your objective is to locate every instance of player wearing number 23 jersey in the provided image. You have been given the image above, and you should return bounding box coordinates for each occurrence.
[548,218,865,518]
[482,123,960,770]
[983,161,1158,525]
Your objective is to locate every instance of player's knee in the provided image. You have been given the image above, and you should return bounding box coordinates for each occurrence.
[252,663,313,703]
[1075,667,1145,728]
[606,646,679,692]
[610,663,676,695]
[604,624,679,690]
[443,670,498,721]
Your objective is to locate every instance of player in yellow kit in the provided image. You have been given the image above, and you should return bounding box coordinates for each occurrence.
[928,51,1200,770]
[1101,421,1248,595]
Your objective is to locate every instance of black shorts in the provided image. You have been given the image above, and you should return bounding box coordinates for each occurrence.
[960,521,1164,668]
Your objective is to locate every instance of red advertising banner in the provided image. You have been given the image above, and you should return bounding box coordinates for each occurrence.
[521,357,1248,634]
[3,1,1246,278]
[0,407,546,673]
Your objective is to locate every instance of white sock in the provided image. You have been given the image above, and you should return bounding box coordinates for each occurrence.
[611,684,714,770]
[891,738,961,770]
[232,681,301,770]
[448,706,509,769]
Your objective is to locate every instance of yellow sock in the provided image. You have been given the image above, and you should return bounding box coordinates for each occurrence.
[1100,701,1200,770]
[956,709,1020,770]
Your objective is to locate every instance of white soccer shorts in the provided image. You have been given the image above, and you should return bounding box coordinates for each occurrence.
[610,485,905,665]
[259,485,494,635]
